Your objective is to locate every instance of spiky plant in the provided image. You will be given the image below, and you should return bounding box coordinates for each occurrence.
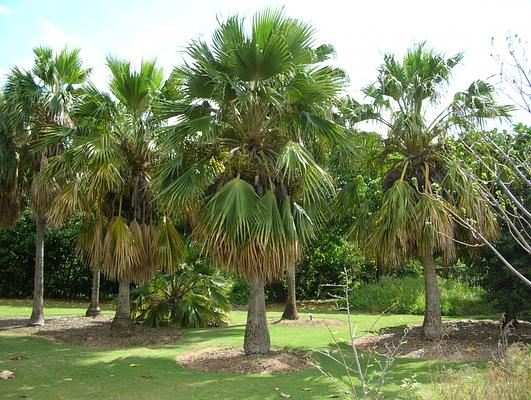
[1,47,90,325]
[155,9,348,354]
[347,43,512,338]
[40,57,185,335]
[131,242,231,329]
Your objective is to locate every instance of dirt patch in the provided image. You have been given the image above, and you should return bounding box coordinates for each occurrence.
[354,319,531,361]
[0,316,181,347]
[176,347,312,374]
[268,316,345,327]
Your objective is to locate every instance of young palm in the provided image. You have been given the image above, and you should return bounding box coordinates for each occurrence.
[1,47,90,325]
[348,44,512,338]
[41,57,185,335]
[156,9,347,354]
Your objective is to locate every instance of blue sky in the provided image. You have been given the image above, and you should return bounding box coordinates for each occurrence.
[1,0,530,123]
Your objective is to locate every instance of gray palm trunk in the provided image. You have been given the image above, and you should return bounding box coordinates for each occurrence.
[110,278,132,336]
[85,269,101,317]
[282,265,299,320]
[29,216,45,326]
[244,275,270,355]
[421,253,443,339]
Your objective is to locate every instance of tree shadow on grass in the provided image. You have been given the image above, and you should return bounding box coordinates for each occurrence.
[0,334,462,400]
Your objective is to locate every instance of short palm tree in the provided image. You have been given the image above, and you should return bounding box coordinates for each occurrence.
[1,47,90,325]
[156,9,347,354]
[41,57,185,335]
[348,44,512,338]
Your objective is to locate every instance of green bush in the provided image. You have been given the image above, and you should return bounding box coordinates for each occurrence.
[295,228,378,300]
[131,250,231,328]
[0,210,117,299]
[229,277,250,305]
[349,276,495,316]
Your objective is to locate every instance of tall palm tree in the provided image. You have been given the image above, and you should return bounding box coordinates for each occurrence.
[156,9,347,354]
[282,264,299,320]
[348,44,512,338]
[1,47,90,325]
[41,57,185,335]
[86,269,101,316]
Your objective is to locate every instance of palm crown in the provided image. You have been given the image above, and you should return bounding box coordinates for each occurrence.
[351,43,512,266]
[0,47,91,225]
[42,57,184,283]
[156,9,348,281]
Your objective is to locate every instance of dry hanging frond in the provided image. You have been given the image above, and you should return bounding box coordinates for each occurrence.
[0,187,22,228]
[365,180,418,266]
[102,215,135,281]
[76,215,106,270]
[415,194,456,263]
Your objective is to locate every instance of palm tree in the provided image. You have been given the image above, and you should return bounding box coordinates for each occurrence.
[41,57,185,335]
[1,47,90,325]
[282,264,299,320]
[85,269,101,316]
[156,9,347,354]
[348,44,512,338]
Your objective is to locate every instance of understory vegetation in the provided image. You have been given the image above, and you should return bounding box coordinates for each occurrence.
[348,276,495,316]
[131,265,231,328]
[432,344,531,400]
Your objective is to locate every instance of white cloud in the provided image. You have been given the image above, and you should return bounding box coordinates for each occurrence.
[31,20,107,88]
[0,5,10,15]
[32,20,78,49]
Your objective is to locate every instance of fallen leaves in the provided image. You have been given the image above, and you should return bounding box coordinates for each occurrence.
[0,370,15,380]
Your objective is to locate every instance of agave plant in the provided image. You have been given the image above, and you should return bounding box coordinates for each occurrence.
[347,43,512,338]
[39,57,185,335]
[1,47,90,325]
[131,244,231,329]
[155,9,348,353]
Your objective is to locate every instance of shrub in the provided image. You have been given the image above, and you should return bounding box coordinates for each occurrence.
[294,228,378,300]
[348,276,495,316]
[131,260,231,328]
[432,344,531,399]
[229,277,250,305]
[0,210,117,299]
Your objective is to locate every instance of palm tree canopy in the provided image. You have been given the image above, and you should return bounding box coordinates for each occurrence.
[40,57,184,283]
[156,9,349,281]
[0,47,91,225]
[349,43,512,267]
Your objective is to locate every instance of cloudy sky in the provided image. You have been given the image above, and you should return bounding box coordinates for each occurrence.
[1,0,530,123]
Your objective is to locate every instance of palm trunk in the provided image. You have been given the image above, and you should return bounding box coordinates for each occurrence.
[244,275,270,355]
[110,279,132,336]
[422,253,443,339]
[282,266,299,320]
[85,269,101,317]
[29,216,45,326]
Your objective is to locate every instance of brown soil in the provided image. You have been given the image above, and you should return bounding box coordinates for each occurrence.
[268,316,345,327]
[354,319,531,361]
[0,316,181,347]
[176,347,313,374]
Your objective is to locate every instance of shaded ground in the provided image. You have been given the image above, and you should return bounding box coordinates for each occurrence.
[354,319,531,361]
[268,316,345,327]
[176,346,313,374]
[0,316,181,347]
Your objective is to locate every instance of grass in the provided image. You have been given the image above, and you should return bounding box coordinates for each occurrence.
[0,298,115,316]
[0,299,476,399]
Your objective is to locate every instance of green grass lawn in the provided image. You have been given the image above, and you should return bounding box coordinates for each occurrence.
[0,299,475,399]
